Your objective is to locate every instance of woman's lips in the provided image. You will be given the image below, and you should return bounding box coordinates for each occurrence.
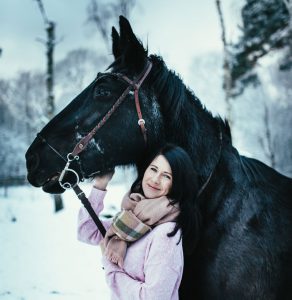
[147,184,160,191]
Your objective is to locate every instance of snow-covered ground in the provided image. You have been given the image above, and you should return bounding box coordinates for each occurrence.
[0,181,129,300]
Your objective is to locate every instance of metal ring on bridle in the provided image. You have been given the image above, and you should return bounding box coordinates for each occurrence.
[67,153,79,162]
[58,154,80,190]
[59,167,80,190]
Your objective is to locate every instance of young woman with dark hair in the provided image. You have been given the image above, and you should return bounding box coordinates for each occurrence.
[77,143,201,300]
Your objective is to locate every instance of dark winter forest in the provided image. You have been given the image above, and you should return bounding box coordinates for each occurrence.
[1,0,292,299]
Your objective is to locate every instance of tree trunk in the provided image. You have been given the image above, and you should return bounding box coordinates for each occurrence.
[86,0,136,52]
[53,194,64,212]
[45,21,64,212]
[215,0,233,129]
[263,102,276,168]
[46,21,55,119]
[283,0,292,65]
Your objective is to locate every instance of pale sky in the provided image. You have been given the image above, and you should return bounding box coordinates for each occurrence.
[0,0,239,81]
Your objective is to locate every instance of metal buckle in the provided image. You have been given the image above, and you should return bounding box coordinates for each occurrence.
[138,119,145,126]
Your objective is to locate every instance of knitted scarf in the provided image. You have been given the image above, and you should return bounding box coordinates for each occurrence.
[102,192,180,268]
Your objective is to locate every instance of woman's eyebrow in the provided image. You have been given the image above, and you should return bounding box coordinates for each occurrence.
[163,171,172,176]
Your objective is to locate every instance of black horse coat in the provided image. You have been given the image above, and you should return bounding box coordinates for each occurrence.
[25,16,292,299]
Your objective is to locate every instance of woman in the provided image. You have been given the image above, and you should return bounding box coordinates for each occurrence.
[77,144,201,300]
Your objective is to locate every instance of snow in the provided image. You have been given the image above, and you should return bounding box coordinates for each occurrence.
[0,182,128,300]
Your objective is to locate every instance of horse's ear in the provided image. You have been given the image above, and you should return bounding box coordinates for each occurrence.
[119,15,147,71]
[119,16,136,42]
[112,26,121,59]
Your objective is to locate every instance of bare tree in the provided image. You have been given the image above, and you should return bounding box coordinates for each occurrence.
[283,0,292,31]
[1,72,47,137]
[45,21,56,119]
[55,48,107,90]
[265,58,292,176]
[55,48,107,110]
[35,0,64,212]
[87,0,112,51]
[86,0,136,52]
[0,73,46,181]
[283,0,292,67]
[0,79,12,127]
[283,0,292,26]
[258,100,276,168]
[215,0,233,129]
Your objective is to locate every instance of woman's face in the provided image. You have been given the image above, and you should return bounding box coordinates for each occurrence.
[142,154,173,198]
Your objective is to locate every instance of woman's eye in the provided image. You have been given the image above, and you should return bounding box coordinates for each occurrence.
[94,88,111,98]
[163,174,171,180]
[150,167,157,172]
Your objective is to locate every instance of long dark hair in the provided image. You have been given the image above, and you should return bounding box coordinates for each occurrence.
[131,143,201,254]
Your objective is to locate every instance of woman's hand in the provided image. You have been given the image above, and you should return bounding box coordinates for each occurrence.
[93,169,115,190]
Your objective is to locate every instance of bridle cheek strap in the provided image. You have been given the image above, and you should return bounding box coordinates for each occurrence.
[134,61,152,143]
[135,88,147,143]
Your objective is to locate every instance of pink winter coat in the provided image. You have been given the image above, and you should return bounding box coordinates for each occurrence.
[77,187,184,300]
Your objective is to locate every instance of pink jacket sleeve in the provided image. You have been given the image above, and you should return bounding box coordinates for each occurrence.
[77,187,112,245]
[102,224,183,300]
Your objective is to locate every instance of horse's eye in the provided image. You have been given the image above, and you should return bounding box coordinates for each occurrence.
[94,88,111,98]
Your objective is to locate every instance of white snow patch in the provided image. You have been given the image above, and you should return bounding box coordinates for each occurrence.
[90,139,104,154]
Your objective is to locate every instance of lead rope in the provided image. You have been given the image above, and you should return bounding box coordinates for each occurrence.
[73,185,106,237]
[36,133,107,236]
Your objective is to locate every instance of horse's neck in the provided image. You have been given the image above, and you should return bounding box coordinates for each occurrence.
[150,58,223,179]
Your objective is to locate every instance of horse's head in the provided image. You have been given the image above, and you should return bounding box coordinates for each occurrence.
[25,16,164,194]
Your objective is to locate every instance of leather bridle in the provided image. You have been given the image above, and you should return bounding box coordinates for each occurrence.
[36,61,153,237]
[38,60,153,189]
[71,60,152,158]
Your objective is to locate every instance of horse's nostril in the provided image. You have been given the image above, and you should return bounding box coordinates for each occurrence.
[26,153,40,173]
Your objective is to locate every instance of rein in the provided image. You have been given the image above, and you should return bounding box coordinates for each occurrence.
[196,122,223,199]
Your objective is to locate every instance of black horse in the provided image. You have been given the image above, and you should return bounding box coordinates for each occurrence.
[26,16,292,299]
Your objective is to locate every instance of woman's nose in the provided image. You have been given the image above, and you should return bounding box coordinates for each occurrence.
[151,174,160,184]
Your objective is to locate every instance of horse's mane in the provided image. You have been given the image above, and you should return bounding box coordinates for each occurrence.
[149,55,231,141]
